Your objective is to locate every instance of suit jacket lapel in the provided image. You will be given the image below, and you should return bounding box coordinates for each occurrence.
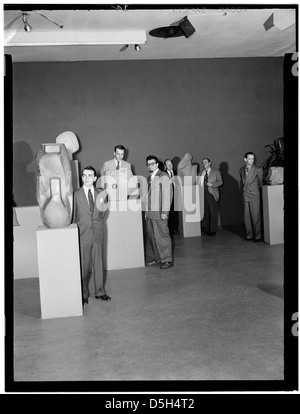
[79,187,92,215]
[93,188,100,217]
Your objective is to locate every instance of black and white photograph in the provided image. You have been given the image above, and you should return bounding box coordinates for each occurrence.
[3,2,298,395]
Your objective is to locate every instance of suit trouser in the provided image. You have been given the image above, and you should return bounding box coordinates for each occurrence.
[243,199,261,240]
[202,189,219,233]
[80,241,106,300]
[147,218,173,264]
[168,199,179,236]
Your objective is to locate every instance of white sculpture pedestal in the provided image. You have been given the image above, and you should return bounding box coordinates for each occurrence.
[104,199,145,270]
[262,185,284,245]
[177,184,203,237]
[36,223,83,319]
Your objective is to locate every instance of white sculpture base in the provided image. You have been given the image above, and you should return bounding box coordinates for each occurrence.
[36,224,83,319]
[14,206,42,279]
[262,185,284,245]
[177,184,203,237]
[104,199,145,270]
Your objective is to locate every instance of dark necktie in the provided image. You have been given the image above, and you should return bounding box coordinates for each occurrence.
[204,171,208,185]
[116,161,120,170]
[88,189,94,212]
[246,166,250,175]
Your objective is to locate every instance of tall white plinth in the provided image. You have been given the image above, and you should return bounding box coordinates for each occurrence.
[14,206,42,279]
[177,184,203,237]
[262,185,284,245]
[105,199,145,270]
[36,224,83,319]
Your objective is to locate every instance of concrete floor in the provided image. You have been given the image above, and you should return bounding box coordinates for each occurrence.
[13,227,283,383]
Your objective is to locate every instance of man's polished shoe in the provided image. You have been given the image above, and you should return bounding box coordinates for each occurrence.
[242,238,253,242]
[160,262,173,270]
[95,294,111,301]
[254,238,262,243]
[209,232,216,236]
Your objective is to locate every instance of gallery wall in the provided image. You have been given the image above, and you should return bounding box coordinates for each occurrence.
[12,57,283,225]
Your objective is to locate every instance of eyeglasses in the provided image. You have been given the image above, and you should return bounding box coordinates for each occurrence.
[146,162,157,167]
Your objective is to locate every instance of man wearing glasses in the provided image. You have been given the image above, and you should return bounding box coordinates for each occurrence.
[145,155,173,269]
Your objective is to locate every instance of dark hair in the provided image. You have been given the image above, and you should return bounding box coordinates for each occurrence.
[202,158,211,163]
[244,152,255,159]
[114,145,125,152]
[82,166,97,177]
[146,155,159,164]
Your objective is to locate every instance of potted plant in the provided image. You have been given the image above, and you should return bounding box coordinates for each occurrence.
[262,136,284,185]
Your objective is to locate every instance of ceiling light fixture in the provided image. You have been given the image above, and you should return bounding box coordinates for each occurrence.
[263,10,295,31]
[34,10,63,29]
[149,16,195,39]
[5,30,147,47]
[22,13,32,32]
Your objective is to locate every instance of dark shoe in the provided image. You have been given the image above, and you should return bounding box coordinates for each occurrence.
[242,238,253,242]
[83,298,89,304]
[161,262,173,270]
[209,232,216,236]
[254,239,262,243]
[202,231,210,236]
[95,294,111,301]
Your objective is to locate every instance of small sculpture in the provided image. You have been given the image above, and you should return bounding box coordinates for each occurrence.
[177,153,197,185]
[55,131,79,160]
[36,142,73,228]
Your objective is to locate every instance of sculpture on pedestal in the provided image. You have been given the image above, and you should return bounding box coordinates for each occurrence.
[177,153,197,185]
[36,132,79,228]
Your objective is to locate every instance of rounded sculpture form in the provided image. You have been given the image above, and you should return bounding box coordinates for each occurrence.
[55,131,79,160]
[177,153,197,185]
[36,143,73,228]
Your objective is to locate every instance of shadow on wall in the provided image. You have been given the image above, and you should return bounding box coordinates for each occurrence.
[13,141,37,206]
[218,161,244,232]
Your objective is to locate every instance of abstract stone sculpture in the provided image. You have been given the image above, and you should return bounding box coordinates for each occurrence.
[177,153,197,185]
[36,143,73,228]
[55,131,79,160]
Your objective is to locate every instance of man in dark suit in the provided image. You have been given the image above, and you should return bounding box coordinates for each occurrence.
[201,158,223,236]
[240,152,263,242]
[145,155,173,270]
[164,159,179,236]
[73,166,111,304]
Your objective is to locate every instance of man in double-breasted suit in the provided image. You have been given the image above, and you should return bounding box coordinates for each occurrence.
[145,155,173,270]
[201,158,223,236]
[100,144,133,177]
[73,166,111,304]
[240,152,263,242]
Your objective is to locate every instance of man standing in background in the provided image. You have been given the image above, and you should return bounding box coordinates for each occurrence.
[201,158,223,236]
[240,152,263,242]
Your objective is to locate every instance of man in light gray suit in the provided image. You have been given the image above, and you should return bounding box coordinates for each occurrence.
[240,152,263,242]
[201,158,223,236]
[73,166,111,304]
[145,155,173,269]
[100,144,133,177]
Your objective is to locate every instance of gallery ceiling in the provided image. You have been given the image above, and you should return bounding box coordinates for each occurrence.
[4,7,297,62]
